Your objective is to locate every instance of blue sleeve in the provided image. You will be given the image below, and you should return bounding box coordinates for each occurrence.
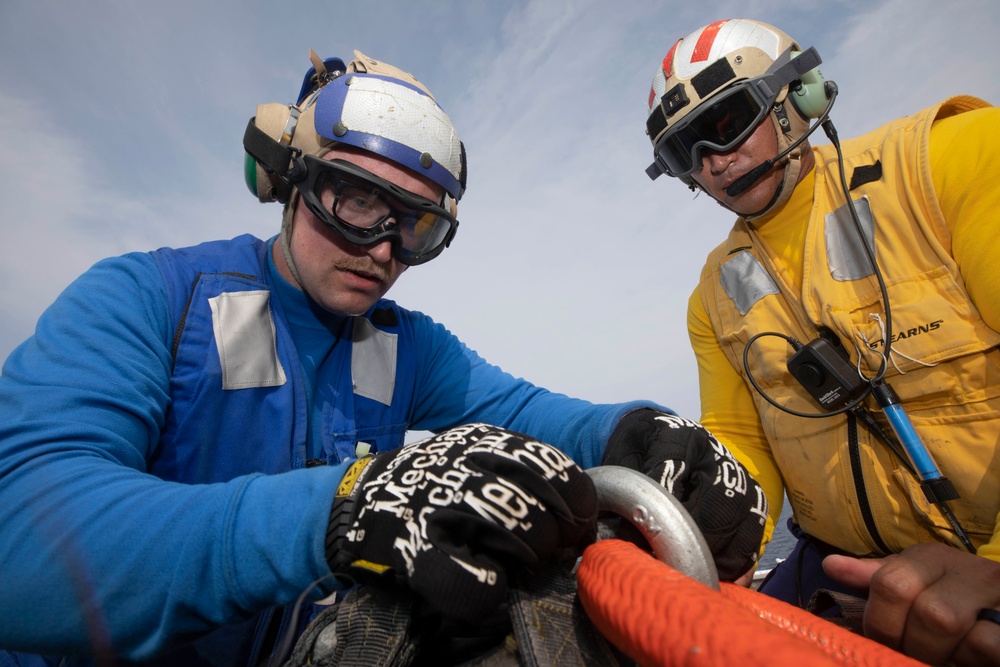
[0,254,346,659]
[405,311,671,469]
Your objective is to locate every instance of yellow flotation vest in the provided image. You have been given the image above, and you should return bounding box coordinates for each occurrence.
[701,96,1000,555]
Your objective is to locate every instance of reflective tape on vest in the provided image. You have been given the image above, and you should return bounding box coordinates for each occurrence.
[825,196,877,281]
[352,317,398,406]
[720,250,780,315]
[208,290,287,389]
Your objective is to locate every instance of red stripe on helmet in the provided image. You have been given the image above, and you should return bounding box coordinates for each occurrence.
[691,19,728,62]
[660,39,681,80]
[651,39,682,108]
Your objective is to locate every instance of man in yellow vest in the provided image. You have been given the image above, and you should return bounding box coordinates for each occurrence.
[643,17,1000,666]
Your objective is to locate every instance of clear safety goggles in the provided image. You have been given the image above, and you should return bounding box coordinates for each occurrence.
[295,156,459,266]
[650,82,776,178]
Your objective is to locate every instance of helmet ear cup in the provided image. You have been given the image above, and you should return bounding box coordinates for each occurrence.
[788,54,829,119]
[243,151,260,198]
[245,103,298,204]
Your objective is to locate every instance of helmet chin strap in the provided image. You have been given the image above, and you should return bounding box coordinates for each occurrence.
[752,105,808,219]
[280,190,306,287]
[770,155,803,204]
[745,149,803,223]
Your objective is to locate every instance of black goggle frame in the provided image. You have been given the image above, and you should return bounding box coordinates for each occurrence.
[291,156,459,266]
[651,82,776,178]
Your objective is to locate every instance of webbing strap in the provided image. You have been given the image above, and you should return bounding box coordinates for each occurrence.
[281,585,419,667]
[507,563,621,667]
[283,563,621,666]
[806,588,867,635]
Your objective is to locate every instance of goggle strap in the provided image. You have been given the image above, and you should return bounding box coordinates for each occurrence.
[756,46,822,100]
[244,118,296,181]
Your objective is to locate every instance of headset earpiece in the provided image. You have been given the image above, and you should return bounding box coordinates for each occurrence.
[788,51,829,119]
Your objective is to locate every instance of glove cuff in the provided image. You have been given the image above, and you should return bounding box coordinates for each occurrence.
[601,408,661,468]
[325,456,380,571]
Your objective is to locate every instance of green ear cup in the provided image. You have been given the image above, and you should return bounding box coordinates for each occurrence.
[789,52,829,119]
[244,152,259,197]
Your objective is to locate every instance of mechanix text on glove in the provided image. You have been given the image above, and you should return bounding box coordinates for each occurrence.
[325,423,598,621]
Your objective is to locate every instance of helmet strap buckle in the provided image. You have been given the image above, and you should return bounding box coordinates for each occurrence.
[286,148,307,184]
[772,103,793,137]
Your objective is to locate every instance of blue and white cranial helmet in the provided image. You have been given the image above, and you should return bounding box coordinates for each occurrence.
[312,55,466,202]
[247,49,467,205]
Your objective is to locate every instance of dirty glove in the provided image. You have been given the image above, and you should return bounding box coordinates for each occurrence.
[325,423,598,621]
[601,409,768,580]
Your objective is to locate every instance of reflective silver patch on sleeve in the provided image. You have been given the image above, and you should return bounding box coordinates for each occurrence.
[826,196,876,281]
[208,291,287,389]
[720,250,779,315]
[351,317,397,406]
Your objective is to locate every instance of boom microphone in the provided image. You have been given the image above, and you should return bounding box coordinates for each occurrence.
[725,159,777,197]
[725,81,838,198]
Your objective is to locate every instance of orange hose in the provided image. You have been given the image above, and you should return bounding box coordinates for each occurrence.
[576,539,922,667]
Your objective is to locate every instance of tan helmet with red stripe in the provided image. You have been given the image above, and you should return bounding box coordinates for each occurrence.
[645,19,828,215]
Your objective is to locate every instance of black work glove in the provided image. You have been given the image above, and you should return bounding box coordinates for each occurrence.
[601,409,768,581]
[325,423,598,622]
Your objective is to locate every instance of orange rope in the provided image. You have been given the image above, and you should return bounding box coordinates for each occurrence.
[717,581,922,666]
[576,539,922,667]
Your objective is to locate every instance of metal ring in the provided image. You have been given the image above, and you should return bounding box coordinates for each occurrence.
[977,608,1000,626]
[587,465,720,590]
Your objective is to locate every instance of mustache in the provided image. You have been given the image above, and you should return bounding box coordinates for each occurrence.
[334,257,391,282]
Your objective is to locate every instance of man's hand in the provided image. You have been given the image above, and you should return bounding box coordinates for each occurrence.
[325,423,597,621]
[824,543,1000,666]
[602,409,768,581]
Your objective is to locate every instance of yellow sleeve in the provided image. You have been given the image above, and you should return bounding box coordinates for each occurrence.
[687,285,785,544]
[931,106,1000,331]
[931,106,1000,561]
[981,527,1000,564]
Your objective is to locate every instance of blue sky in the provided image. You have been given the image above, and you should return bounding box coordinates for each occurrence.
[2,0,998,423]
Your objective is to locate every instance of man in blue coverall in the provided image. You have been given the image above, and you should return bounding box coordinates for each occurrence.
[0,49,766,665]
